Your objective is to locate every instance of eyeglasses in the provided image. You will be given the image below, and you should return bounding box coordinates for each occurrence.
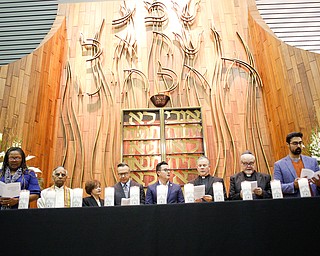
[54,173,66,177]
[118,172,129,176]
[241,162,255,166]
[161,168,171,172]
[290,141,303,146]
[9,156,22,161]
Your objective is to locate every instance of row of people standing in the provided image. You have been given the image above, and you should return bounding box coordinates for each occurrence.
[93,131,320,206]
[0,131,319,209]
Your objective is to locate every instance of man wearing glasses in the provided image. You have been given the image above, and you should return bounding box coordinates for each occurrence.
[274,131,320,197]
[37,166,73,208]
[145,161,184,204]
[228,150,272,200]
[114,163,145,205]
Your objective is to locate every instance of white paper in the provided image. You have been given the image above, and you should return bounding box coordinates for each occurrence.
[129,186,140,205]
[184,183,195,203]
[45,190,56,208]
[104,187,114,206]
[301,169,320,180]
[156,184,167,204]
[270,179,283,199]
[18,190,30,209]
[298,178,311,197]
[121,198,130,205]
[212,182,224,202]
[241,181,253,200]
[194,185,205,200]
[71,188,83,207]
[249,181,258,191]
[0,181,21,198]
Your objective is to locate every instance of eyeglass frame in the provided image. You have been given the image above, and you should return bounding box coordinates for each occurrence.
[289,141,303,146]
[241,162,255,166]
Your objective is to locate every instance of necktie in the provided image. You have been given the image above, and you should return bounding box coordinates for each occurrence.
[123,184,129,198]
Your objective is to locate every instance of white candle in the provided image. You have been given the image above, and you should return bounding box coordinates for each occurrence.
[298,178,311,197]
[71,188,83,207]
[18,190,30,209]
[104,187,115,206]
[184,183,194,203]
[270,179,283,199]
[270,179,281,190]
[45,189,56,208]
[241,181,251,190]
[129,186,140,205]
[241,181,253,200]
[156,185,167,204]
[212,182,224,202]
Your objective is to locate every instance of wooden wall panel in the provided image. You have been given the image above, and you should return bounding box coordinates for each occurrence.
[52,0,273,195]
[0,16,66,196]
[4,0,318,199]
[248,0,320,161]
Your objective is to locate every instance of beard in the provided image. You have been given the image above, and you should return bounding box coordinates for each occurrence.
[291,147,302,155]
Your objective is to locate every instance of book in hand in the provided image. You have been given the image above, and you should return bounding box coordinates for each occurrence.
[0,181,21,198]
[300,169,320,180]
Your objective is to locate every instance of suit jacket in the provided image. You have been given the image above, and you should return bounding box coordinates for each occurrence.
[145,181,185,204]
[189,175,227,201]
[114,180,145,205]
[273,155,320,197]
[228,171,272,200]
[82,195,104,207]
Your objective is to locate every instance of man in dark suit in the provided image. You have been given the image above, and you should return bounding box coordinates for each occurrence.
[273,131,320,197]
[145,161,184,204]
[114,163,145,205]
[229,150,272,200]
[189,155,227,202]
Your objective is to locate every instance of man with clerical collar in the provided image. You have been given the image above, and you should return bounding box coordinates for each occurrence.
[189,156,227,202]
[113,163,145,205]
[145,161,184,204]
[37,166,73,208]
[274,131,320,197]
[228,150,272,200]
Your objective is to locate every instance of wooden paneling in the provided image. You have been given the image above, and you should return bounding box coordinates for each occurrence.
[248,0,320,161]
[3,0,318,199]
[0,16,66,195]
[51,0,273,195]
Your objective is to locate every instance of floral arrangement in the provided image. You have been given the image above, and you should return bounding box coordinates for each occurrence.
[307,128,320,164]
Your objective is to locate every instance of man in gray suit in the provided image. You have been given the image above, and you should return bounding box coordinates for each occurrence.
[229,150,272,200]
[274,131,320,197]
[113,163,145,205]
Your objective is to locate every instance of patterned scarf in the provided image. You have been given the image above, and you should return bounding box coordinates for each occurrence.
[4,166,23,184]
